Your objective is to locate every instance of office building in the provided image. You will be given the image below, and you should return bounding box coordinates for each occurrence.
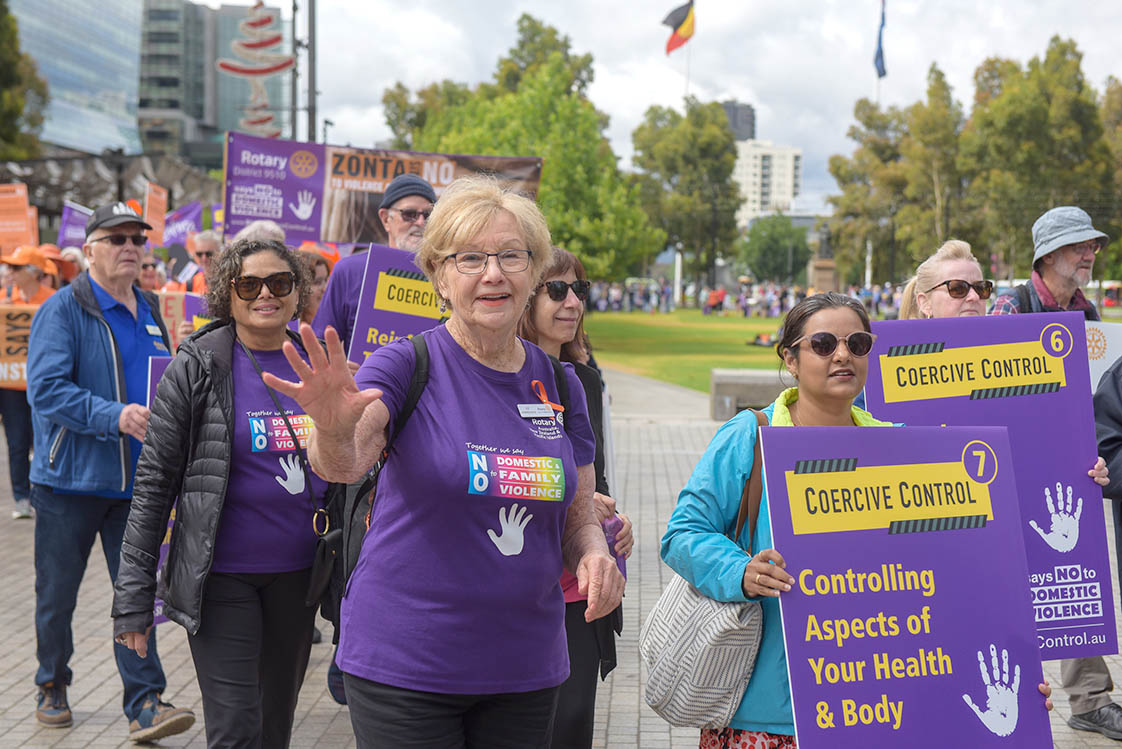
[732,139,802,227]
[721,101,756,141]
[10,0,143,154]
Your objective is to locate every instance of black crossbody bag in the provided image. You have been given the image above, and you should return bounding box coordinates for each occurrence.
[238,339,343,608]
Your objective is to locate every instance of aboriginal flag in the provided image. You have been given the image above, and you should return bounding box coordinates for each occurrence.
[663,1,694,55]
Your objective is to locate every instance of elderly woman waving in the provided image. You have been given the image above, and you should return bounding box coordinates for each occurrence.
[266,176,625,749]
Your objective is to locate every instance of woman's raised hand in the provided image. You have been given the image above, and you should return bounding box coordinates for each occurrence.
[262,323,383,437]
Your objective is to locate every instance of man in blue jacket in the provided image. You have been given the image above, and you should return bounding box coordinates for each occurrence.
[27,202,195,741]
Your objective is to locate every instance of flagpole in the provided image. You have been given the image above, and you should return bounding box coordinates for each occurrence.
[685,44,692,98]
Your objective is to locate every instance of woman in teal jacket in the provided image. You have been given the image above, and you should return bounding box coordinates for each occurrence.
[661,291,1058,749]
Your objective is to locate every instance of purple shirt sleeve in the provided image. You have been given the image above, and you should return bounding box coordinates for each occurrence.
[354,335,416,436]
[312,252,367,351]
[561,362,596,467]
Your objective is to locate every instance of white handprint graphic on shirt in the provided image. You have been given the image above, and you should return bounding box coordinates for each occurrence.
[275,453,305,495]
[1029,482,1083,553]
[487,503,533,556]
[962,644,1020,737]
[288,190,316,221]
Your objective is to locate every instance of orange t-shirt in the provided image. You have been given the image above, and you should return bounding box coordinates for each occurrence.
[0,284,54,305]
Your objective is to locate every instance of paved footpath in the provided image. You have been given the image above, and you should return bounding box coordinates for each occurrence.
[0,368,1118,746]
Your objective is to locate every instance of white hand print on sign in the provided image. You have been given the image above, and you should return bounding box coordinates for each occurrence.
[962,644,1020,737]
[289,190,316,221]
[1028,482,1083,553]
[487,503,533,556]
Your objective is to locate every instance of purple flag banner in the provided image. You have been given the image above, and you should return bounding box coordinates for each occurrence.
[58,200,91,248]
[211,203,223,234]
[222,132,542,245]
[348,244,443,364]
[762,426,1050,747]
[864,312,1116,660]
[163,201,202,247]
[147,355,174,625]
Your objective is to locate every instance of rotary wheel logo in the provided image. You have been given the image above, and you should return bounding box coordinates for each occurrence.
[289,150,318,178]
[1087,327,1108,361]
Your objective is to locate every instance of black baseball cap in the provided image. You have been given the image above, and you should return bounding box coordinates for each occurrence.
[85,202,153,238]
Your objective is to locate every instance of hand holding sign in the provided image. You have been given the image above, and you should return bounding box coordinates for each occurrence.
[962,644,1020,737]
[1028,482,1083,553]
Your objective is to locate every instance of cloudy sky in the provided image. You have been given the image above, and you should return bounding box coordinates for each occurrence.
[219,0,1121,215]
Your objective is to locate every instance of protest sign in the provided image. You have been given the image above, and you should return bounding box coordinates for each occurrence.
[222,132,542,245]
[0,184,31,251]
[26,206,38,245]
[0,305,36,390]
[348,245,442,364]
[762,425,1049,748]
[58,200,91,248]
[147,356,174,625]
[145,182,168,247]
[1085,321,1122,392]
[157,292,207,350]
[163,201,202,247]
[864,312,1116,660]
[211,203,223,234]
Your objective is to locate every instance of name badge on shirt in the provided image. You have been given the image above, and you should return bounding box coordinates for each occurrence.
[153,341,168,352]
[146,324,162,336]
[518,403,555,419]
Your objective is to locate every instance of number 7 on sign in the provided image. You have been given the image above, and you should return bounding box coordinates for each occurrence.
[972,450,986,478]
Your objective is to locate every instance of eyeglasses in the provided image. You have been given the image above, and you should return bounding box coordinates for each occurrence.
[140,262,158,270]
[790,331,877,358]
[390,208,432,224]
[446,249,532,275]
[926,279,994,300]
[90,234,147,247]
[195,251,215,259]
[1068,240,1103,256]
[540,280,591,301]
[232,271,296,300]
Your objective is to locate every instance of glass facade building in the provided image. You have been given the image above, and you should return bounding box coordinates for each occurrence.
[11,0,143,154]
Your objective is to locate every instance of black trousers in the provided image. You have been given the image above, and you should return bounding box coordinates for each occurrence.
[551,600,601,748]
[187,569,317,749]
[344,672,560,749]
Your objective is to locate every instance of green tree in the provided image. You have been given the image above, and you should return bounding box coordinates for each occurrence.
[826,99,908,284]
[415,56,663,278]
[382,79,471,150]
[738,215,810,282]
[631,97,741,286]
[493,14,594,96]
[0,0,48,159]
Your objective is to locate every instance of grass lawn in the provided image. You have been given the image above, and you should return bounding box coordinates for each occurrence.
[584,309,786,393]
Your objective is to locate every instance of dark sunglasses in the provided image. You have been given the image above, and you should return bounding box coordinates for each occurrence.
[791,331,877,358]
[392,208,432,223]
[541,279,591,301]
[195,250,215,259]
[140,262,158,270]
[90,234,147,247]
[926,279,994,300]
[232,271,295,301]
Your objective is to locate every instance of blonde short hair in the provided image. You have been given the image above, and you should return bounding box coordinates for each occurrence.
[415,176,553,300]
[899,239,981,319]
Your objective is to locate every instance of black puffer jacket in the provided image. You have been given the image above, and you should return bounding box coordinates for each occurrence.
[111,320,310,635]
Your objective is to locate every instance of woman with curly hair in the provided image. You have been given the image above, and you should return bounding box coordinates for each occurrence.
[111,238,331,748]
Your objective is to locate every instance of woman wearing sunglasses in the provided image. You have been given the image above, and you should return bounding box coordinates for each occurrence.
[518,248,633,749]
[661,292,1057,749]
[898,240,994,320]
[112,238,333,748]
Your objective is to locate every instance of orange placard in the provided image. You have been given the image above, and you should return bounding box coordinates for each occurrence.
[145,183,168,246]
[0,305,36,390]
[27,206,38,246]
[0,184,31,252]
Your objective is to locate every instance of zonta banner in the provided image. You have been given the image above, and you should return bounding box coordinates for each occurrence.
[222,132,543,245]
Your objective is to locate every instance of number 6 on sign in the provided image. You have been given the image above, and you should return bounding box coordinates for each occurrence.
[1039,322,1073,359]
[962,440,998,485]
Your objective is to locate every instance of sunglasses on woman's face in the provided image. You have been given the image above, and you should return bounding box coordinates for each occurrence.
[926,279,994,300]
[541,280,591,302]
[232,271,295,301]
[791,331,877,358]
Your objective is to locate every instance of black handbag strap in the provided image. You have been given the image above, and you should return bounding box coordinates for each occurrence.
[237,336,323,528]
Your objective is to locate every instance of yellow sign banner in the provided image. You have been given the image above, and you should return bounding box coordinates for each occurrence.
[0,305,36,390]
[372,271,442,320]
[878,339,1066,403]
[786,460,993,535]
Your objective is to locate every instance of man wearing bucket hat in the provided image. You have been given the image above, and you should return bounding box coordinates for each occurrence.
[25,201,195,740]
[989,206,1106,319]
[991,206,1122,740]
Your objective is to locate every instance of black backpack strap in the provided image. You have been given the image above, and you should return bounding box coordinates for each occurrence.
[1015,283,1033,313]
[548,355,570,430]
[390,333,429,445]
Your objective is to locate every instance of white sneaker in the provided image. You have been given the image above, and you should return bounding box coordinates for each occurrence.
[12,499,31,519]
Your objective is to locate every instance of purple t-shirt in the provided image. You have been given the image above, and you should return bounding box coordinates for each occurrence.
[311,250,366,354]
[211,346,328,573]
[338,324,596,694]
